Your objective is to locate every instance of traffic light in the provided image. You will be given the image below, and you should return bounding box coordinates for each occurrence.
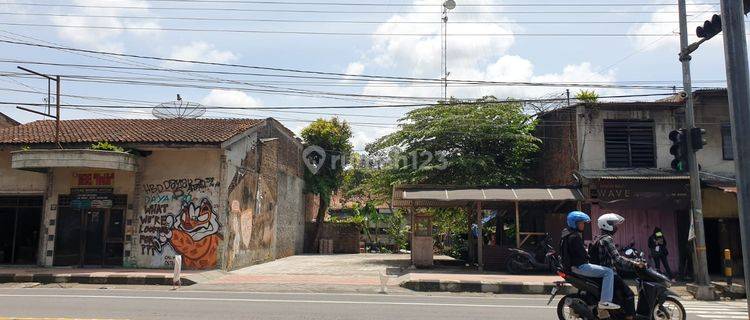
[696,14,722,40]
[670,129,689,172]
[690,127,707,150]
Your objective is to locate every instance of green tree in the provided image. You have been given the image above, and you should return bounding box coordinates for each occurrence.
[301,118,353,252]
[362,97,540,258]
[368,96,540,186]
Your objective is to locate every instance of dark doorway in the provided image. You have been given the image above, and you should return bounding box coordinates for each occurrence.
[83,209,105,266]
[704,218,743,276]
[54,196,125,267]
[0,196,43,265]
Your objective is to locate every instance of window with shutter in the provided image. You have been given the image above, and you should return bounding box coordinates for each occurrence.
[603,120,656,168]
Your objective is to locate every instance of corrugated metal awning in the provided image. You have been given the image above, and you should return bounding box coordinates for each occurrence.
[578,168,689,181]
[393,185,583,208]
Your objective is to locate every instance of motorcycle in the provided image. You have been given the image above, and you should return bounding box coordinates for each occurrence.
[548,265,686,320]
[619,242,646,279]
[622,242,646,261]
[506,234,557,274]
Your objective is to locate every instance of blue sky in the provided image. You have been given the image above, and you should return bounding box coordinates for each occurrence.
[0,0,741,149]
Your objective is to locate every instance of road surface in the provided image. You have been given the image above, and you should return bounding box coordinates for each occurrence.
[0,287,745,319]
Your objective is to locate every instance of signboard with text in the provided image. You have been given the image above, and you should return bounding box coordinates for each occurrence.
[70,187,114,209]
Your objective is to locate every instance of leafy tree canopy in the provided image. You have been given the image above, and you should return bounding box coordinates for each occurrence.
[300,117,353,199]
[367,96,540,187]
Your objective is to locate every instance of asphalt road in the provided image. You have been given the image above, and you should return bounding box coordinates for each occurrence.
[0,287,745,320]
[0,287,556,320]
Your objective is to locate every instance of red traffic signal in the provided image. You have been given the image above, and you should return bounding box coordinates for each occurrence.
[696,14,722,40]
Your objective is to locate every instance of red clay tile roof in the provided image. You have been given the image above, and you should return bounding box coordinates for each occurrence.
[0,118,264,144]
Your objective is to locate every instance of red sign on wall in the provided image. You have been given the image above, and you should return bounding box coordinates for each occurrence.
[73,172,115,187]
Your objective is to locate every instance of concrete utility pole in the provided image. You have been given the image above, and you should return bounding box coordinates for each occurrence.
[719,0,750,311]
[677,0,714,300]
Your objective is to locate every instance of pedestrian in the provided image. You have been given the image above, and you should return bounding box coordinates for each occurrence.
[648,227,674,280]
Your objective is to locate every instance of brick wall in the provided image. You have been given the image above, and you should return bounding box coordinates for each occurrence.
[304,222,360,254]
[534,108,578,185]
[0,113,19,130]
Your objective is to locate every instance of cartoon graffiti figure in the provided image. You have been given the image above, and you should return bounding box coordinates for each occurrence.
[166,198,222,269]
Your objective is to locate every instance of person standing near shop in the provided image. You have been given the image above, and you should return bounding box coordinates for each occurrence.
[648,227,674,280]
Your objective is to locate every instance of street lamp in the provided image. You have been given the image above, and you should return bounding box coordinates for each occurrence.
[442,0,456,102]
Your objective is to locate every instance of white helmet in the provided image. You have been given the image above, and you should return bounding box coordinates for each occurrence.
[597,213,625,232]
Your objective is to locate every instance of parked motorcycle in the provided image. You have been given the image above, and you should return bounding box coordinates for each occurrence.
[548,264,686,320]
[506,234,557,274]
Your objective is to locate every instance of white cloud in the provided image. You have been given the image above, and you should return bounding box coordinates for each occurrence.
[163,42,238,69]
[50,0,162,52]
[345,62,365,76]
[349,0,619,147]
[201,89,262,108]
[356,0,616,102]
[368,0,516,77]
[629,1,717,52]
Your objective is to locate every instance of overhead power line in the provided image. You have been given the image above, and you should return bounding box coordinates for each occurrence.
[0,59,728,86]
[0,93,680,110]
[95,0,721,7]
[0,12,690,24]
[0,2,713,14]
[0,71,699,90]
[0,22,683,37]
[0,38,694,90]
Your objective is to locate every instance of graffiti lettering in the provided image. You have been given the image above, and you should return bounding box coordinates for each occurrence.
[142,178,219,196]
[140,176,221,269]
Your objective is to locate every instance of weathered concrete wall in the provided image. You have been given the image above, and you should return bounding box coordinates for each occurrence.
[0,149,47,194]
[579,106,678,170]
[223,120,304,270]
[275,171,305,258]
[131,148,223,269]
[694,95,735,177]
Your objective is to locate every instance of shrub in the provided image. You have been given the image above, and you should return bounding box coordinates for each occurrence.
[90,142,125,153]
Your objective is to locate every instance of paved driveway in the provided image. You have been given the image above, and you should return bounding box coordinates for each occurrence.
[195,254,413,292]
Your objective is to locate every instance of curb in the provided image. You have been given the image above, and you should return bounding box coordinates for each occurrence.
[400,280,575,295]
[0,273,196,286]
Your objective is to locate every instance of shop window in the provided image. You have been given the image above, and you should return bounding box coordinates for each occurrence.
[604,120,656,168]
[722,123,734,160]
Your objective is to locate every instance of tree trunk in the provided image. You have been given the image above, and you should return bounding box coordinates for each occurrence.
[310,195,330,253]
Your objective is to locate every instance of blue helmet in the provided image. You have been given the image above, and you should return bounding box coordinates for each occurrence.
[567,211,591,229]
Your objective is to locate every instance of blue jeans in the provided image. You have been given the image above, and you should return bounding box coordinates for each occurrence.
[572,263,615,303]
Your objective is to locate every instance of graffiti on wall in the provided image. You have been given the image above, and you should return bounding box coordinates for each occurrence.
[140,177,222,269]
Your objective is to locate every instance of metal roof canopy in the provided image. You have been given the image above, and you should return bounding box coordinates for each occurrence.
[392,185,583,208]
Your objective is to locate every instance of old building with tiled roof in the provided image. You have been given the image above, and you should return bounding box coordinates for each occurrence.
[534,88,742,274]
[0,117,305,270]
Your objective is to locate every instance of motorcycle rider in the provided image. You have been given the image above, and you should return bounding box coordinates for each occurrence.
[560,211,620,310]
[591,213,647,320]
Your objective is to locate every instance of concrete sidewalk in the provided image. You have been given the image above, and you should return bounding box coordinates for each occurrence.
[0,267,225,286]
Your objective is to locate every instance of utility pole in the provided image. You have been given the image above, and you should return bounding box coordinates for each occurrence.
[15,66,61,147]
[677,0,714,300]
[720,0,750,311]
[441,0,455,103]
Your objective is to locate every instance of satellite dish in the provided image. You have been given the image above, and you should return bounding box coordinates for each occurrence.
[443,0,456,10]
[152,94,206,119]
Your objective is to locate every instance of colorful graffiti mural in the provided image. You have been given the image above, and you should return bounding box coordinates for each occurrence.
[140,177,222,269]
